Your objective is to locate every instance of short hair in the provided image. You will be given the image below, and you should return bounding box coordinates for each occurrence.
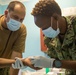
[7,1,25,12]
[31,0,61,16]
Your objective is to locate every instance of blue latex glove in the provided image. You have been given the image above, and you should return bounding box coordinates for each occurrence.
[12,57,26,69]
[30,56,55,68]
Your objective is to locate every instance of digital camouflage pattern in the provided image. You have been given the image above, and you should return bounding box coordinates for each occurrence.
[0,68,9,75]
[44,15,76,75]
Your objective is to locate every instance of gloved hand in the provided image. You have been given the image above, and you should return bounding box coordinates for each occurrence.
[30,56,55,68]
[12,57,26,69]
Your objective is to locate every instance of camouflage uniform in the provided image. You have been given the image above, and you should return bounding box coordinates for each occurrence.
[0,68,9,75]
[44,15,76,75]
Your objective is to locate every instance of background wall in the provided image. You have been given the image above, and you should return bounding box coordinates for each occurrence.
[55,0,76,8]
[22,0,45,58]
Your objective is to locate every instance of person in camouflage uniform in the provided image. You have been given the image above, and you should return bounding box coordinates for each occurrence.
[44,16,76,75]
[31,0,76,75]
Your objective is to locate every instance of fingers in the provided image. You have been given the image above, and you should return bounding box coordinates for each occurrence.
[29,56,50,68]
[31,64,42,70]
[30,57,42,68]
[34,63,43,68]
[12,59,19,69]
[29,56,38,65]
[12,57,25,69]
[30,59,36,64]
[17,58,24,67]
[12,64,16,69]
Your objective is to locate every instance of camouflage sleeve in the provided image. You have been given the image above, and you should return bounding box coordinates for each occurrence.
[44,37,58,58]
[72,16,76,34]
[44,36,51,48]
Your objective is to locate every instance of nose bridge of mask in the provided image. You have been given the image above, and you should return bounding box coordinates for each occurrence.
[8,13,21,25]
[10,18,21,26]
[8,13,12,21]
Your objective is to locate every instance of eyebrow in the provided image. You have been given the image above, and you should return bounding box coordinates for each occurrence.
[13,14,24,20]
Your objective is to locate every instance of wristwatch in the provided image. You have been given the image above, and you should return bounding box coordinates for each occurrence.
[54,59,62,68]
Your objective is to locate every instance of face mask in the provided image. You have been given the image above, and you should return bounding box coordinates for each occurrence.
[42,18,60,38]
[6,14,21,31]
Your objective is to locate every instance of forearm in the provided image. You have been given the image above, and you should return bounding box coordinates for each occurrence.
[9,51,22,75]
[9,67,19,75]
[0,58,15,68]
[61,60,76,70]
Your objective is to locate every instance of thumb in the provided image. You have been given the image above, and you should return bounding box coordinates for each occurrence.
[12,63,16,69]
[30,58,36,64]
[17,58,24,67]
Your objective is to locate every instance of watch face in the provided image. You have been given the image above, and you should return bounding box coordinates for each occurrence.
[55,60,62,68]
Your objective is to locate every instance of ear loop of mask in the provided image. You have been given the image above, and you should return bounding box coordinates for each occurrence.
[51,17,59,30]
[51,17,53,27]
[7,12,10,18]
[6,13,11,22]
[57,21,58,28]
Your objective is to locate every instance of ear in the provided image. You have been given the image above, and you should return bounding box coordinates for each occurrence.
[4,10,8,17]
[52,13,59,20]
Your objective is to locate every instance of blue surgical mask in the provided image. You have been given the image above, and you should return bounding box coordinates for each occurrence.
[42,18,60,38]
[6,14,21,31]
